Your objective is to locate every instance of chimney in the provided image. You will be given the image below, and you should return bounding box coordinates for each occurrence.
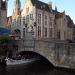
[48,1,52,10]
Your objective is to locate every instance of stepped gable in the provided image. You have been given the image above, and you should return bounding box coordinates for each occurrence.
[66,15,74,28]
[55,12,64,19]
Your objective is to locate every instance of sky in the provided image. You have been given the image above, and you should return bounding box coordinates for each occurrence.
[7,0,75,23]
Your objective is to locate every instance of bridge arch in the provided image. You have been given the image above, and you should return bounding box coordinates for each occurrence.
[17,51,54,68]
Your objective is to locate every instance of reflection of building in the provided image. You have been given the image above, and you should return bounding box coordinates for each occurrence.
[0,0,7,28]
[9,0,75,41]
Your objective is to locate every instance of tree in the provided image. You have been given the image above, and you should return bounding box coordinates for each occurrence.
[0,36,12,56]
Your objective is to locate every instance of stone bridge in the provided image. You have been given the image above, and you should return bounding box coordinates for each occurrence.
[16,32,75,69]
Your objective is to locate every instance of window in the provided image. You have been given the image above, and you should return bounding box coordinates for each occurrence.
[30,14,33,20]
[23,28,25,38]
[50,17,53,21]
[38,14,41,24]
[44,28,47,37]
[19,16,21,26]
[57,31,60,39]
[23,17,25,25]
[49,20,53,27]
[38,26,41,37]
[16,20,18,26]
[45,15,47,25]
[64,31,66,39]
[26,15,29,23]
[49,28,53,37]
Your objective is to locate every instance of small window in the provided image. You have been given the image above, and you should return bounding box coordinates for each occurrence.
[30,14,33,20]
[23,17,25,25]
[26,15,29,23]
[44,28,47,37]
[38,14,41,24]
[45,15,47,25]
[49,28,53,37]
[38,26,41,37]
[23,28,25,38]
[57,31,60,39]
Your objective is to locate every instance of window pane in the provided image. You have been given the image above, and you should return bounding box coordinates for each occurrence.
[23,17,25,25]
[38,14,41,24]
[45,28,47,37]
[49,28,52,37]
[23,28,25,38]
[26,15,29,23]
[38,26,41,37]
[30,14,33,20]
[45,15,47,25]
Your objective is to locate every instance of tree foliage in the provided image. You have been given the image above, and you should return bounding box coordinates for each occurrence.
[0,36,12,56]
[0,36,12,44]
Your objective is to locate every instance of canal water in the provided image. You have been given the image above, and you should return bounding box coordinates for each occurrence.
[0,59,75,75]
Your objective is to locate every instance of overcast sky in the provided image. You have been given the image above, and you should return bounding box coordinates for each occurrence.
[7,0,75,23]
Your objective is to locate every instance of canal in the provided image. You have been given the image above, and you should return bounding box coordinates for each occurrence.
[0,58,75,75]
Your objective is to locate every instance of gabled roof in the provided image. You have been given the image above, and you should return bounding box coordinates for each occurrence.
[66,15,74,28]
[31,0,52,12]
[55,12,64,19]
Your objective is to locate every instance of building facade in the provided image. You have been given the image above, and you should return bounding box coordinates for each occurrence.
[55,12,74,40]
[9,0,75,41]
[0,0,7,28]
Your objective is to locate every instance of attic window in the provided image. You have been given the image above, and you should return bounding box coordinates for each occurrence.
[43,5,45,8]
[41,5,45,9]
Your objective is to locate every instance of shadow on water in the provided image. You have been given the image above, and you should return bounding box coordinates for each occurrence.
[0,51,75,75]
[5,58,54,73]
[0,59,75,75]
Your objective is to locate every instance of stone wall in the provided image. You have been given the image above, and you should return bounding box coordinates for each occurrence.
[36,40,75,69]
[18,38,75,69]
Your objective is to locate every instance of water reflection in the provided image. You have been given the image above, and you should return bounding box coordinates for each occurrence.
[0,59,75,75]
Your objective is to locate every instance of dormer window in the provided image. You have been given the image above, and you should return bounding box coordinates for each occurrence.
[41,5,45,9]
[43,5,45,8]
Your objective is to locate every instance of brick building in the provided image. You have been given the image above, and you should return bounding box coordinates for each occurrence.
[0,0,7,28]
[9,0,75,41]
